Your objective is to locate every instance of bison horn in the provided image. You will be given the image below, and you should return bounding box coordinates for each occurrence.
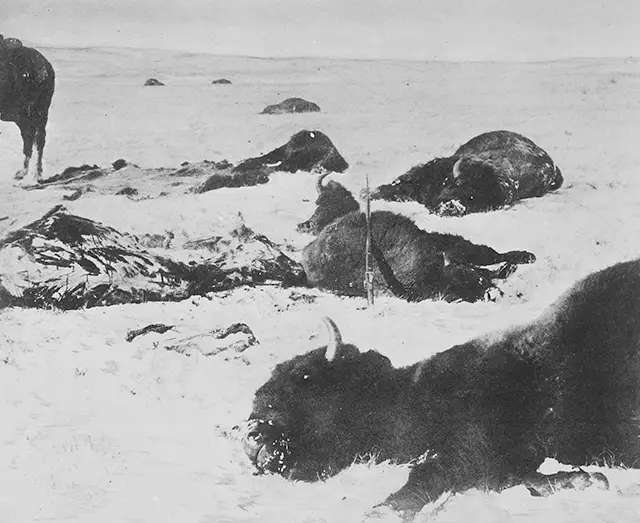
[315,172,331,195]
[322,317,343,361]
[452,158,463,179]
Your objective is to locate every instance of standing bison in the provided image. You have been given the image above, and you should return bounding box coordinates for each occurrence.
[244,258,640,519]
[0,36,55,183]
[371,130,563,216]
[298,174,535,302]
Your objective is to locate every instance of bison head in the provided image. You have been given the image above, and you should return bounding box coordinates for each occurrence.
[434,157,510,216]
[278,130,349,174]
[243,318,402,481]
[296,173,360,234]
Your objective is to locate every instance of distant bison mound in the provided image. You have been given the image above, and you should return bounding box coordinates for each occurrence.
[211,78,232,85]
[144,78,164,86]
[260,97,321,115]
[197,130,348,193]
[371,130,563,216]
[0,206,304,309]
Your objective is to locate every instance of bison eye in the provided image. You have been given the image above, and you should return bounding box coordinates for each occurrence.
[309,132,315,139]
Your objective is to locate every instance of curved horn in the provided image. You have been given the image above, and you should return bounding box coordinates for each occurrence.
[322,317,343,361]
[452,158,463,179]
[315,172,331,195]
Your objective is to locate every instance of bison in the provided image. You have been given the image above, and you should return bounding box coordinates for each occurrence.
[197,130,349,194]
[260,97,321,114]
[298,174,535,302]
[144,78,164,86]
[234,130,348,175]
[371,130,563,216]
[244,258,640,519]
[0,36,55,183]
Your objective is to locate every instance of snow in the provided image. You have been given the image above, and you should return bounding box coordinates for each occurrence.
[1,47,640,522]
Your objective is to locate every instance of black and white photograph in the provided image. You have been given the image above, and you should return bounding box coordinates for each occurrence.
[1,1,640,521]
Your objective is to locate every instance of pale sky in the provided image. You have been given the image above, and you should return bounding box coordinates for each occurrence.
[4,0,640,61]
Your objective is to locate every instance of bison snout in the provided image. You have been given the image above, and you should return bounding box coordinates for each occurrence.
[436,200,467,217]
[296,220,313,234]
[242,419,293,475]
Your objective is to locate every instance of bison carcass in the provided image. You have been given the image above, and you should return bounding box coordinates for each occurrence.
[198,130,348,193]
[299,176,535,302]
[244,258,640,518]
[371,130,563,216]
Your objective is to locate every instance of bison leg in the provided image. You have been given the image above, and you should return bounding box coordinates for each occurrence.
[377,462,453,520]
[33,116,48,181]
[500,250,536,264]
[523,469,610,496]
[14,116,36,181]
[443,238,535,267]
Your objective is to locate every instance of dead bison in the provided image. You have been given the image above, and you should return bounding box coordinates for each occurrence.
[197,130,348,193]
[298,175,535,302]
[0,36,55,183]
[371,130,563,216]
[234,130,348,175]
[260,97,321,114]
[245,258,640,518]
[303,210,534,302]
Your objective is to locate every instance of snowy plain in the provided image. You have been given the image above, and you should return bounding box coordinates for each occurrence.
[1,47,640,522]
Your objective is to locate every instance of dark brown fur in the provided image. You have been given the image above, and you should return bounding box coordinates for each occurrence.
[371,131,563,216]
[245,259,640,518]
[302,209,535,302]
[0,38,55,181]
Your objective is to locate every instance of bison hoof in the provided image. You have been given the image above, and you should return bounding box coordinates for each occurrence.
[526,469,610,497]
[484,286,504,302]
[507,251,537,264]
[496,262,518,280]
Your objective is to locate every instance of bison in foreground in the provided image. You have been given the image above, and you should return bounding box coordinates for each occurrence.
[0,36,55,183]
[298,174,535,302]
[244,258,640,519]
[371,130,563,216]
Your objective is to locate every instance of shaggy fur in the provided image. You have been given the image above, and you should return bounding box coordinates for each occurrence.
[198,130,348,193]
[245,258,640,519]
[371,130,563,215]
[302,209,535,302]
[235,130,348,174]
[0,38,55,181]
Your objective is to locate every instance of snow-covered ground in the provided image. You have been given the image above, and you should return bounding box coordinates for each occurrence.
[1,47,639,522]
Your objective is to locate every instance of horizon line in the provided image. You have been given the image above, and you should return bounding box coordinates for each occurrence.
[35,43,640,66]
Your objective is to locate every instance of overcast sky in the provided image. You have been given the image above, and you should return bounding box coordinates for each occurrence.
[4,0,640,61]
